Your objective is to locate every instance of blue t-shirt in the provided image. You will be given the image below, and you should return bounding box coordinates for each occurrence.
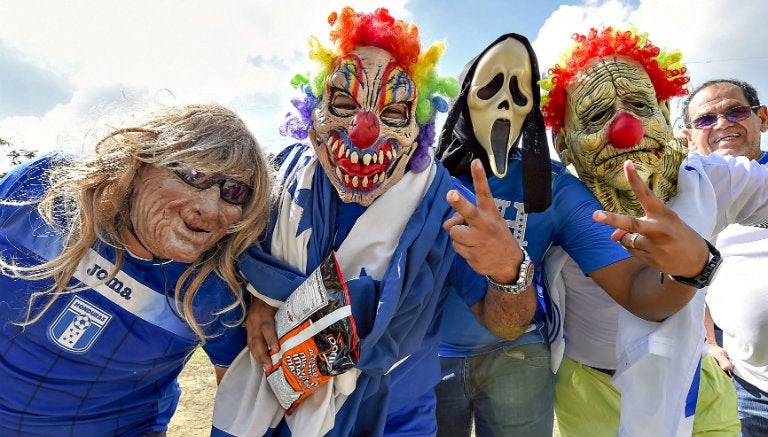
[439,156,631,357]
[0,155,246,437]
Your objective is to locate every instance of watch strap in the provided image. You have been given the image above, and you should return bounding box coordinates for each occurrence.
[485,249,534,295]
[670,240,722,289]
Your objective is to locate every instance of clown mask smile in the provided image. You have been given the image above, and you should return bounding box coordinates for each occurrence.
[311,46,419,206]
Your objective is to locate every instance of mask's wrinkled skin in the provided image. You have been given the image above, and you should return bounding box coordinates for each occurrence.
[468,37,533,178]
[555,56,687,216]
[129,165,244,263]
[309,46,419,206]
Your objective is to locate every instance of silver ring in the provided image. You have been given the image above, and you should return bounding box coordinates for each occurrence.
[628,233,639,250]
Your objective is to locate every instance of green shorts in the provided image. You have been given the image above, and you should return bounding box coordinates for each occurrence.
[554,354,740,437]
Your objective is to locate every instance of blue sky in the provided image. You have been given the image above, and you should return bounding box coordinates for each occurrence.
[1,0,767,173]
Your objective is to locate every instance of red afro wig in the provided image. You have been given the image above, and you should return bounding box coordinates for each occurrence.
[328,7,421,73]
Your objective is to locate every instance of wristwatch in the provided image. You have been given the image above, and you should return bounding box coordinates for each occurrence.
[670,239,722,289]
[486,248,535,295]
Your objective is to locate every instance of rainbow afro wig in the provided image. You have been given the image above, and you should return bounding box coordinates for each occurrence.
[540,26,690,134]
[280,7,459,172]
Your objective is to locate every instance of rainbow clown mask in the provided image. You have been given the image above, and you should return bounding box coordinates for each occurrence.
[310,46,419,206]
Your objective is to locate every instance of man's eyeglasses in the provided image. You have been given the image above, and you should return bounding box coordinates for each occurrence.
[170,165,253,205]
[690,105,760,129]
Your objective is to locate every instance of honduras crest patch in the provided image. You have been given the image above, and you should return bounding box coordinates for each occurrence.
[49,296,112,352]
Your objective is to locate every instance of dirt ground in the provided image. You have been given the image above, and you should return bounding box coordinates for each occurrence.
[168,348,217,437]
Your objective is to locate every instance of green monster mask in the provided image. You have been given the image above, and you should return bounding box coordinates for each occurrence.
[541,27,691,217]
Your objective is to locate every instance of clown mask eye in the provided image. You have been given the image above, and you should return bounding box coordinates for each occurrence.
[329,91,358,117]
[381,102,411,127]
[589,109,611,126]
[626,97,654,117]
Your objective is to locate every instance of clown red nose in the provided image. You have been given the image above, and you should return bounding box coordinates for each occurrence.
[608,112,644,149]
[349,111,380,149]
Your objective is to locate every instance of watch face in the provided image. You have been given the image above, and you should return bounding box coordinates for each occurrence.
[522,260,535,287]
[486,250,535,294]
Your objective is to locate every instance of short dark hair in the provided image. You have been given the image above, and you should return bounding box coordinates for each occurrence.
[681,79,761,127]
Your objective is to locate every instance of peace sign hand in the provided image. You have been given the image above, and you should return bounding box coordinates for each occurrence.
[443,159,524,283]
[593,160,709,278]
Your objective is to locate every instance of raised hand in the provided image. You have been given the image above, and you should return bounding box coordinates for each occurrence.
[443,159,524,283]
[593,160,708,278]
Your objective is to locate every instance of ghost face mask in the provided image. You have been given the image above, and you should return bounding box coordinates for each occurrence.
[310,46,419,206]
[468,37,533,178]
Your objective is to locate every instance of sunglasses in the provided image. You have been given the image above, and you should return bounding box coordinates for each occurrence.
[169,165,253,205]
[690,105,760,129]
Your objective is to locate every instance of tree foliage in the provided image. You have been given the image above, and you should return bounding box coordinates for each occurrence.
[0,137,37,179]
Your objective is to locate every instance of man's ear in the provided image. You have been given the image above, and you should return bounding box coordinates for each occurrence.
[757,105,768,133]
[555,129,571,167]
[682,127,694,147]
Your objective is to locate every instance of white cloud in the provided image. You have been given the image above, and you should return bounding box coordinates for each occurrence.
[1,0,767,176]
[532,0,635,71]
[0,0,409,169]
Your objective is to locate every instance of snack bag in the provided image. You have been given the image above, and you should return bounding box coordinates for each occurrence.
[265,252,359,413]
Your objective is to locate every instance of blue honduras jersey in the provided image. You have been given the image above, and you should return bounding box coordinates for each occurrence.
[440,157,631,357]
[0,155,246,437]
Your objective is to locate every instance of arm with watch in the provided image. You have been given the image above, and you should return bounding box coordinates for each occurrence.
[444,161,539,340]
[446,159,722,329]
[587,242,720,322]
[477,246,538,340]
[589,160,724,321]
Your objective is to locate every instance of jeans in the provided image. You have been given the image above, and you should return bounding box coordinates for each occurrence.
[734,374,768,437]
[435,342,553,437]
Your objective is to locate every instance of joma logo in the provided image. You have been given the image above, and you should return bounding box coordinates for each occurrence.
[85,263,133,300]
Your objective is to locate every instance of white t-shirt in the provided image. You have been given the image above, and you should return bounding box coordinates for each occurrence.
[559,153,768,368]
[706,223,768,393]
[547,152,768,437]
[561,255,619,369]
